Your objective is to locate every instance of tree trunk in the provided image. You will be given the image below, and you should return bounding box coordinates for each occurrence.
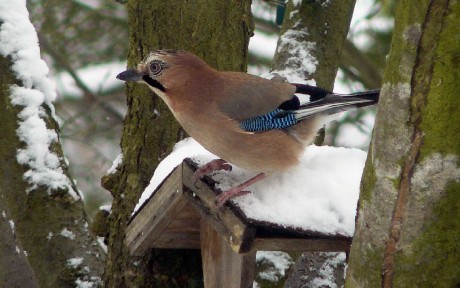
[272,0,356,90]
[269,0,355,286]
[101,1,253,287]
[0,207,39,287]
[0,6,104,287]
[346,0,460,287]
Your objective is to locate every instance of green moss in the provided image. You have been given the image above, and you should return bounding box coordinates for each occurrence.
[90,210,110,237]
[393,181,460,287]
[346,244,384,288]
[419,0,460,159]
[57,266,82,288]
[390,177,400,190]
[359,154,377,203]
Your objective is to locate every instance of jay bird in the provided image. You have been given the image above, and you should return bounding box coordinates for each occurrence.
[117,50,379,207]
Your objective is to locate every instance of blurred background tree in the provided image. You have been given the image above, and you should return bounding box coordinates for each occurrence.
[27,0,394,285]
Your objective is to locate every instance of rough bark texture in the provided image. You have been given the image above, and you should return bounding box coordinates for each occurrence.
[0,53,104,286]
[272,0,355,90]
[284,252,346,288]
[346,0,460,287]
[269,0,356,286]
[101,1,253,287]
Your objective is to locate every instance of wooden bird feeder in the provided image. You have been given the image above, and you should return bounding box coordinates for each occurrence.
[126,158,351,288]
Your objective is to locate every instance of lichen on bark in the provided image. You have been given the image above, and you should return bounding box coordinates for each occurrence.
[346,0,460,287]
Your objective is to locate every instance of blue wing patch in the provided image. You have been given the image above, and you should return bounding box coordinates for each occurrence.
[239,109,298,132]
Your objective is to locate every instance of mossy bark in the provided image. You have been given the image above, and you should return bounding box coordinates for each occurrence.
[346,1,460,287]
[270,0,356,286]
[0,55,104,286]
[101,1,253,287]
[0,56,39,288]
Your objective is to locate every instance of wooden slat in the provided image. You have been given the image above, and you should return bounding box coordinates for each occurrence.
[125,164,188,255]
[163,203,201,233]
[182,162,256,254]
[200,219,256,288]
[254,237,352,252]
[152,232,201,249]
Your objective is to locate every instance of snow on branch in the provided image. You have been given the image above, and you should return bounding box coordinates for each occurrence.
[0,0,79,199]
[269,28,317,84]
[267,1,318,85]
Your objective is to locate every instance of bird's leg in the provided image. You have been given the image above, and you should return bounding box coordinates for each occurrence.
[216,173,266,207]
[193,159,232,181]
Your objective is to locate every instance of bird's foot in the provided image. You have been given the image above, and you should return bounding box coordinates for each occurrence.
[193,159,232,182]
[215,172,266,207]
[216,189,251,207]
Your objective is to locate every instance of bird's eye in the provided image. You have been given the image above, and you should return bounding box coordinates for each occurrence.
[150,61,163,75]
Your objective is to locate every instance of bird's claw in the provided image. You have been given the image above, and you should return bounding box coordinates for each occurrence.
[193,159,232,188]
[215,189,251,208]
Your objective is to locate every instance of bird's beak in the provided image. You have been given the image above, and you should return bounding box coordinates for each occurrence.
[116,69,143,82]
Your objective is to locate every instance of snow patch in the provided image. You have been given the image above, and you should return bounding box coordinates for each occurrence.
[134,138,366,236]
[60,228,76,240]
[67,257,84,268]
[107,153,123,174]
[319,0,332,7]
[75,278,97,288]
[97,237,108,253]
[0,0,78,199]
[291,0,303,6]
[256,251,293,282]
[99,204,112,213]
[9,220,15,233]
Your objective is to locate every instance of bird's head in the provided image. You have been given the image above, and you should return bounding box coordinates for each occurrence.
[116,50,209,97]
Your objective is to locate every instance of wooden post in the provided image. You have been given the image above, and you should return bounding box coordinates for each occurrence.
[200,219,256,288]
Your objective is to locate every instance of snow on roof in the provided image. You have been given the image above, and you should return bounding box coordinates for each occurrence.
[133,138,366,237]
[0,0,79,199]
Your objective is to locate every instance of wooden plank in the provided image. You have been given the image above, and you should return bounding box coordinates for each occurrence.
[125,164,188,255]
[254,237,352,252]
[182,162,256,254]
[152,232,201,249]
[200,219,256,288]
[163,218,201,233]
[163,203,201,233]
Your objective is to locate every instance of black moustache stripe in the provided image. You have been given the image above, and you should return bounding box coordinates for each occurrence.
[142,75,166,92]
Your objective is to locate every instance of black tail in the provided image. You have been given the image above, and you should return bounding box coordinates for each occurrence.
[291,84,379,121]
[341,89,380,108]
